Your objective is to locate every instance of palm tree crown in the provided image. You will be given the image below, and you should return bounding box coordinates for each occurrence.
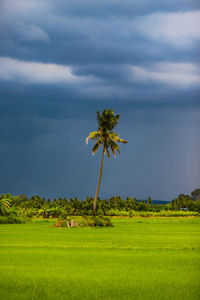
[86,109,127,158]
[86,109,128,215]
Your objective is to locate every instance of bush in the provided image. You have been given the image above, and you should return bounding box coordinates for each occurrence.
[0,207,30,224]
[106,209,130,217]
[158,210,199,217]
[0,214,27,224]
[55,216,113,228]
[80,216,113,227]
[104,209,199,217]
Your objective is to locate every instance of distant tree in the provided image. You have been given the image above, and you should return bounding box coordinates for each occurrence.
[171,194,191,210]
[19,194,27,201]
[86,109,128,215]
[191,188,200,201]
[147,197,152,205]
[191,188,200,196]
[125,197,138,210]
[138,200,147,211]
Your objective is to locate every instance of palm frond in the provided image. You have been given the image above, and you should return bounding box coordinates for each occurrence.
[1,199,11,208]
[105,147,110,158]
[104,138,109,149]
[96,110,101,127]
[108,132,119,142]
[92,140,102,155]
[96,109,120,131]
[109,132,128,144]
[118,138,128,144]
[0,198,11,214]
[4,202,10,209]
[109,140,120,158]
[86,131,101,144]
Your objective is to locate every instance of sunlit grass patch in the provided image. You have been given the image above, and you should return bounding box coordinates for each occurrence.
[0,217,199,300]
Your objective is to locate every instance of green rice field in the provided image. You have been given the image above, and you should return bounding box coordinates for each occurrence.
[0,217,199,300]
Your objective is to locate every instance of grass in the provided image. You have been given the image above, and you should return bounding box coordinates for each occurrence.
[0,217,199,300]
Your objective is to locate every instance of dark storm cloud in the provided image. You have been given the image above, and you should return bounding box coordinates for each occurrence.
[52,0,200,18]
[0,0,199,200]
[0,78,199,151]
[0,107,199,200]
[1,0,200,66]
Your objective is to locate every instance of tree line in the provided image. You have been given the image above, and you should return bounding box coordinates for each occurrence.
[0,192,199,218]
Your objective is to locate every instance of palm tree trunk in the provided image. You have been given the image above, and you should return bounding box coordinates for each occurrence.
[93,146,105,216]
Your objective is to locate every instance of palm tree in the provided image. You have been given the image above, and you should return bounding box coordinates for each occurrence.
[86,109,128,215]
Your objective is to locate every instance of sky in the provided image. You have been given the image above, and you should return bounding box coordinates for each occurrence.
[0,0,199,201]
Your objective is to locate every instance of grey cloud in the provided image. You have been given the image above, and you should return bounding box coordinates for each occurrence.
[14,23,50,43]
[1,0,199,67]
[1,57,199,104]
[52,0,200,18]
[0,57,97,84]
[0,0,199,199]
[0,109,199,199]
[0,80,199,130]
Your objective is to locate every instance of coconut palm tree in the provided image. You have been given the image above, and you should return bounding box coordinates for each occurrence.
[86,109,128,215]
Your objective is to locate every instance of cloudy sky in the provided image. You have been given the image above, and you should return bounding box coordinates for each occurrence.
[0,0,199,201]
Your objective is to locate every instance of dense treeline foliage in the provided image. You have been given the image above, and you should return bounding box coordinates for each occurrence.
[0,191,199,220]
[171,193,200,211]
[0,195,28,224]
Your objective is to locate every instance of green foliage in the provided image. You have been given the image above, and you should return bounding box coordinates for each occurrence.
[147,196,152,205]
[106,209,130,217]
[106,209,199,217]
[55,218,73,228]
[171,193,200,212]
[56,216,113,227]
[0,197,11,215]
[86,109,128,158]
[0,214,27,224]
[191,188,200,197]
[96,109,120,131]
[0,195,29,223]
[82,216,113,227]
[1,189,200,219]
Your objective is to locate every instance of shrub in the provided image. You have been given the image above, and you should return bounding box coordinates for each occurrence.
[59,210,70,220]
[0,215,27,224]
[106,209,130,217]
[55,217,79,228]
[55,216,113,228]
[158,210,199,217]
[81,216,113,227]
[0,207,30,224]
[103,209,199,218]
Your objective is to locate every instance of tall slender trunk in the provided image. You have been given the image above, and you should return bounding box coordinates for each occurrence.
[93,146,105,216]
